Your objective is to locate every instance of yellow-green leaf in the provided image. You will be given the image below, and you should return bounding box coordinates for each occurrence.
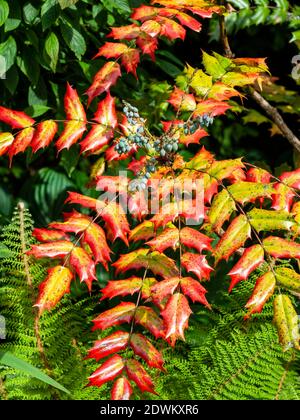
[275,267,300,293]
[247,209,295,232]
[273,294,300,351]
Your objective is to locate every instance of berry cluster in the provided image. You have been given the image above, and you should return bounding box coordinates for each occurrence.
[115,102,150,155]
[153,136,179,158]
[180,114,214,135]
[128,157,157,192]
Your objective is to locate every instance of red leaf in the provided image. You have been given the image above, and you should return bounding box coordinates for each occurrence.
[50,211,111,268]
[161,293,192,346]
[100,277,143,300]
[65,191,98,210]
[80,125,113,155]
[180,128,208,146]
[146,227,179,252]
[32,228,69,242]
[246,167,271,183]
[228,245,265,292]
[27,240,74,258]
[263,236,300,258]
[121,49,140,77]
[70,247,97,291]
[94,92,118,128]
[180,277,210,308]
[130,333,165,370]
[94,42,129,59]
[159,8,202,32]
[129,220,157,242]
[92,302,135,331]
[113,249,179,279]
[88,355,124,387]
[108,24,140,40]
[0,133,14,156]
[111,377,133,400]
[194,99,231,117]
[135,306,165,339]
[278,168,300,189]
[140,19,162,37]
[155,16,186,40]
[56,120,86,153]
[131,5,158,21]
[64,83,86,121]
[271,183,295,212]
[128,156,147,175]
[244,271,276,319]
[8,127,35,165]
[181,253,213,281]
[214,215,251,263]
[31,120,58,153]
[96,200,130,246]
[95,175,128,196]
[0,106,35,129]
[80,92,117,154]
[85,62,121,106]
[136,34,158,60]
[86,331,129,360]
[128,191,149,220]
[126,359,157,394]
[34,266,73,313]
[150,277,180,304]
[168,87,196,111]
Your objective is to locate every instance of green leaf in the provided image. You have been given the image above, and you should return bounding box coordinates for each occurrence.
[4,0,21,32]
[23,2,39,25]
[58,0,79,9]
[24,105,51,118]
[44,32,59,72]
[187,66,212,96]
[0,243,12,258]
[3,65,19,94]
[275,267,300,293]
[0,351,70,394]
[60,18,86,59]
[0,35,17,73]
[247,208,296,232]
[156,58,182,78]
[28,77,48,106]
[202,51,230,80]
[273,294,300,351]
[60,146,80,177]
[17,49,40,86]
[0,187,12,217]
[41,0,59,31]
[0,0,9,27]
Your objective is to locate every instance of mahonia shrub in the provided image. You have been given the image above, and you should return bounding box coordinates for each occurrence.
[0,0,299,400]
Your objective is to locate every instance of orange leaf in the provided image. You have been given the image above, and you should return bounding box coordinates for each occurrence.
[34,266,73,313]
[244,271,276,319]
[0,106,35,129]
[32,228,70,242]
[161,293,192,346]
[64,83,86,121]
[8,127,35,166]
[70,247,97,291]
[31,120,58,153]
[56,121,86,153]
[85,62,121,106]
[228,245,264,292]
[0,133,14,156]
